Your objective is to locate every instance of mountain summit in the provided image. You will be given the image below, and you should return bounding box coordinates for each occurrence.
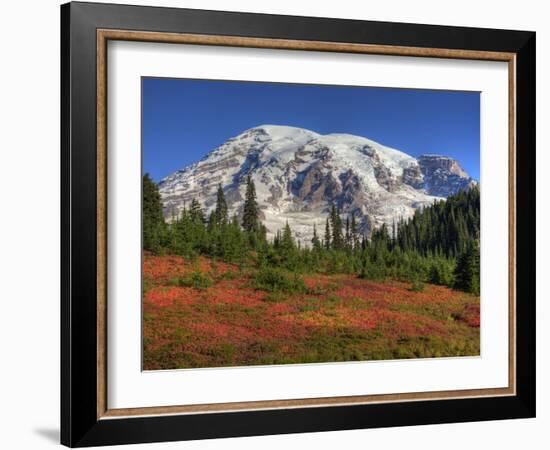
[158,125,477,242]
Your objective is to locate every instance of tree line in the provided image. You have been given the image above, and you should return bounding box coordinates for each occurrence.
[143,174,480,294]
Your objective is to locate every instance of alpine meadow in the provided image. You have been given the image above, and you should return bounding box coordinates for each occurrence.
[142,78,481,370]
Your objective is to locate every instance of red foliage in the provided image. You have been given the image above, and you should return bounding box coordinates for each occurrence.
[143,252,236,283]
[142,254,480,369]
[207,280,265,307]
[145,286,200,308]
[461,304,481,327]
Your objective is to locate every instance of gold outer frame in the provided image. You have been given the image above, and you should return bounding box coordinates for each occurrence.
[96,29,516,420]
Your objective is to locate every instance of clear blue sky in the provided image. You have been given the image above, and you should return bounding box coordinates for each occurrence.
[143,77,480,182]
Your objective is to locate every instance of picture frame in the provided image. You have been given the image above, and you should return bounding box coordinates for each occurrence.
[61,1,536,447]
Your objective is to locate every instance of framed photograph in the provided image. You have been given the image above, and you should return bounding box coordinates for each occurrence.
[61,1,536,447]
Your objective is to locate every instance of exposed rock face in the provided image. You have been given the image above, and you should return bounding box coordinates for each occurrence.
[418,155,476,197]
[402,164,424,189]
[159,125,477,243]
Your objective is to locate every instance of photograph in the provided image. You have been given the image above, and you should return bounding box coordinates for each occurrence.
[54,2,537,447]
[141,78,481,370]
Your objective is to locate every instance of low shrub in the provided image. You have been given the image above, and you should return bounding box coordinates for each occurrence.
[410,279,425,292]
[218,270,239,281]
[254,267,307,294]
[172,272,213,290]
[263,292,289,302]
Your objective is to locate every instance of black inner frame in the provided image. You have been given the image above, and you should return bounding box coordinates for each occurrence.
[61,2,536,447]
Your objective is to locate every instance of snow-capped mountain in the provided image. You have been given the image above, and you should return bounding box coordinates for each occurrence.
[158,125,477,242]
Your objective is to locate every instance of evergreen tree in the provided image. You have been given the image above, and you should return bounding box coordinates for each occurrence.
[273,230,281,249]
[311,224,321,251]
[453,239,480,294]
[207,210,217,234]
[214,184,228,225]
[242,175,259,232]
[330,205,344,250]
[281,221,295,251]
[395,186,480,258]
[223,214,247,261]
[256,223,268,245]
[351,213,359,250]
[189,198,205,224]
[324,218,331,250]
[345,216,351,250]
[429,263,441,285]
[143,173,166,253]
[391,219,396,250]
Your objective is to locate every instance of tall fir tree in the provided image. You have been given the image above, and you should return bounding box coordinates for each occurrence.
[324,218,331,250]
[207,210,216,233]
[345,216,351,250]
[311,224,321,251]
[242,175,259,232]
[214,184,228,225]
[391,219,397,250]
[330,205,344,250]
[453,239,480,294]
[273,230,281,248]
[281,221,295,251]
[143,173,165,253]
[189,198,205,224]
[351,213,359,250]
